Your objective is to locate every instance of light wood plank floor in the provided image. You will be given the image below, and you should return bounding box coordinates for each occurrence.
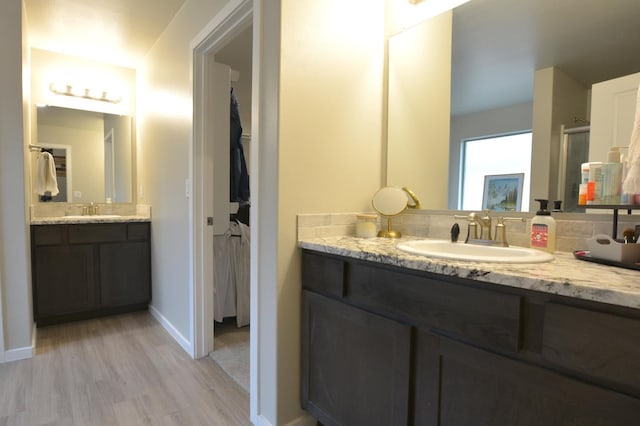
[0,311,250,426]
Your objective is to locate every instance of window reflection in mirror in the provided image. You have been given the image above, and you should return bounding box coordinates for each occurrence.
[460,133,531,211]
[34,106,134,204]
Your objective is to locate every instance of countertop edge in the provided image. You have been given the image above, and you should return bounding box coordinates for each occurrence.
[31,216,151,225]
[299,236,640,310]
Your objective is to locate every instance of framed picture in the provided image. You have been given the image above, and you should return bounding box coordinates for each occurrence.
[482,173,524,212]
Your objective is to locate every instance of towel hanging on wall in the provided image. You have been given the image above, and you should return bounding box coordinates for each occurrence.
[623,84,640,195]
[35,151,59,196]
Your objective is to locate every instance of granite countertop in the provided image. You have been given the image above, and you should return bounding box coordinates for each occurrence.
[31,215,151,225]
[298,236,640,310]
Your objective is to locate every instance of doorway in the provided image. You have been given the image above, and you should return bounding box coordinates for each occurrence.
[209,25,253,393]
[190,0,254,397]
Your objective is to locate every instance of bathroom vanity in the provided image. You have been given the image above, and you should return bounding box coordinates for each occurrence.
[30,218,151,326]
[300,237,640,425]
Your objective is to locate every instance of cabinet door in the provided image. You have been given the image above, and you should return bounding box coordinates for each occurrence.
[34,244,97,318]
[417,333,640,426]
[99,241,150,307]
[301,291,411,426]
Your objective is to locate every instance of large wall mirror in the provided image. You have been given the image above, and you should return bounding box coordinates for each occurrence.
[386,0,640,212]
[34,106,135,204]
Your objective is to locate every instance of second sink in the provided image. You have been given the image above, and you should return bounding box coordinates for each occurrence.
[397,239,554,263]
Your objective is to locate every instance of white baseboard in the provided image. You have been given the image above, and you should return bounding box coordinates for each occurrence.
[253,414,273,426]
[253,413,316,426]
[283,413,317,426]
[148,304,194,357]
[2,322,36,364]
[4,344,33,363]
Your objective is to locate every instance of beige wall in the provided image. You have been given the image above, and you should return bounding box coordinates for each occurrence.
[386,11,452,209]
[0,0,32,355]
[137,0,229,353]
[277,0,386,422]
[105,114,133,202]
[531,67,588,207]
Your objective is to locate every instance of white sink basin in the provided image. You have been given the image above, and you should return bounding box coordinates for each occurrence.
[397,240,554,263]
[62,215,122,219]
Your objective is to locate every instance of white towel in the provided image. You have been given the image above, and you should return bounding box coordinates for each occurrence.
[623,84,640,194]
[35,152,59,196]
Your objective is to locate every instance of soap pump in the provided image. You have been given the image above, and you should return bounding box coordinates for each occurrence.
[530,198,556,253]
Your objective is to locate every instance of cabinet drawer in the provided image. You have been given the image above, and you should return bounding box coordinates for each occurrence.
[542,303,640,394]
[347,263,522,352]
[32,225,65,245]
[431,335,640,426]
[302,251,344,297]
[128,222,150,240]
[68,223,127,243]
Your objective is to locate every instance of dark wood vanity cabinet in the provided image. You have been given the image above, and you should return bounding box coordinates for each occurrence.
[302,291,412,425]
[31,222,151,326]
[301,250,640,426]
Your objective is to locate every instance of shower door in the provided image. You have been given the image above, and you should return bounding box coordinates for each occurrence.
[558,126,590,213]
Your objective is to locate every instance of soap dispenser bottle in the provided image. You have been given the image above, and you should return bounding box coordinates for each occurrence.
[530,198,556,253]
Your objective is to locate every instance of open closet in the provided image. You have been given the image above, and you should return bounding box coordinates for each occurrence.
[207,24,253,393]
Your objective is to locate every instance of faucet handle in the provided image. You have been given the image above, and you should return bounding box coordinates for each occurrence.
[494,217,525,247]
[454,212,478,222]
[454,213,479,240]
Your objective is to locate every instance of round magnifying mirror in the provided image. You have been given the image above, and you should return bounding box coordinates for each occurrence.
[372,187,408,238]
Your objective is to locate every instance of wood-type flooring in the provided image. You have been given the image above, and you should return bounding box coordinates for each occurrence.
[0,311,250,425]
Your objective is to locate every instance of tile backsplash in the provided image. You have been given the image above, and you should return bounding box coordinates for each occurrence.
[298,210,640,253]
[31,203,151,218]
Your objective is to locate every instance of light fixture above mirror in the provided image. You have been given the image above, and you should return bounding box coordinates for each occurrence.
[49,82,122,104]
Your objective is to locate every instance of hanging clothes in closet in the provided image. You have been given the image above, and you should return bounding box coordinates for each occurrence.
[213,220,250,327]
[230,88,250,204]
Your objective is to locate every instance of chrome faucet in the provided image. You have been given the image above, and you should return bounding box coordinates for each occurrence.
[454,210,524,246]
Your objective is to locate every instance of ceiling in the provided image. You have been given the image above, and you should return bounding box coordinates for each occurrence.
[24,0,640,116]
[24,0,187,68]
[451,0,640,117]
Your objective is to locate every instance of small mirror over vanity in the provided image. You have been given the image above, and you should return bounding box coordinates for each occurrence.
[33,105,135,204]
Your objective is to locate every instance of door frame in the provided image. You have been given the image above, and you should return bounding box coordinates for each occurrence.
[104,129,115,201]
[190,0,256,411]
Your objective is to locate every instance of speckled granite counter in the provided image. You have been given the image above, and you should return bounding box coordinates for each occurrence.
[31,215,150,224]
[299,236,640,310]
